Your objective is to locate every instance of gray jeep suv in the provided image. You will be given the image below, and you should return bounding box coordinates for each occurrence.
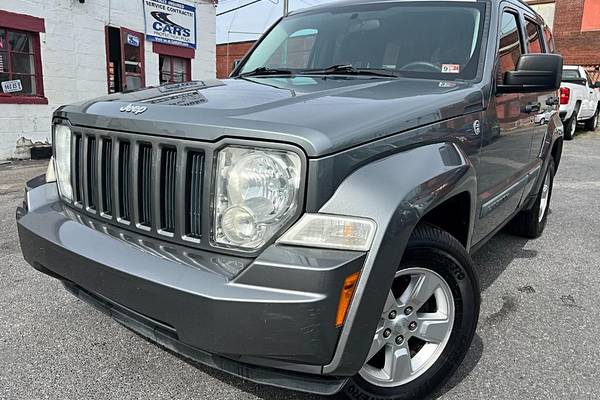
[17,1,563,399]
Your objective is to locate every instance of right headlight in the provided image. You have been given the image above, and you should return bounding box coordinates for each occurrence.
[53,124,73,201]
[213,146,302,250]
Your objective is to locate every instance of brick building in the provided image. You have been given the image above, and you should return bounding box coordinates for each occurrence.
[528,0,600,79]
[0,0,217,160]
[216,40,253,78]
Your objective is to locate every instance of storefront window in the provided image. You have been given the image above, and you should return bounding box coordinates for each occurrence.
[0,28,44,99]
[159,55,191,84]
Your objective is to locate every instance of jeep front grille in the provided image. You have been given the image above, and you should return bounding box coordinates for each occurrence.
[69,128,206,246]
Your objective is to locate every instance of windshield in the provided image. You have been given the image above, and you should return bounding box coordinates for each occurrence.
[239,2,486,81]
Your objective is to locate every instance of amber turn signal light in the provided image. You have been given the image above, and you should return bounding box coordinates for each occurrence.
[336,272,361,327]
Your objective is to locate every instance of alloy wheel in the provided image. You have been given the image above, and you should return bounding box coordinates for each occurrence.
[538,170,551,223]
[359,267,455,387]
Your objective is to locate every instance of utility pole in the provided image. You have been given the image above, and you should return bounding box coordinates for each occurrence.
[283,0,289,16]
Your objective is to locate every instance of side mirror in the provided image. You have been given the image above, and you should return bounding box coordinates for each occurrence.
[497,54,563,94]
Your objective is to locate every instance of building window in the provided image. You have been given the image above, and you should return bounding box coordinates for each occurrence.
[159,55,191,84]
[582,0,600,31]
[0,10,46,104]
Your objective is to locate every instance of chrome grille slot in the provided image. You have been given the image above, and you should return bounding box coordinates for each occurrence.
[186,152,204,239]
[118,141,131,222]
[86,136,98,210]
[73,134,84,204]
[101,138,113,216]
[160,147,177,233]
[137,143,153,228]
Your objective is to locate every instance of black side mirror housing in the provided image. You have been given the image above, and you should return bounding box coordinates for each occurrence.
[497,53,563,94]
[594,81,600,89]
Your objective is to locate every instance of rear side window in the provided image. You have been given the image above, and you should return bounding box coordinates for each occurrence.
[562,69,581,80]
[525,19,543,53]
[497,12,523,85]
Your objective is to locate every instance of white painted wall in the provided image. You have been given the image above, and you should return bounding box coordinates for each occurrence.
[530,3,556,29]
[0,0,216,160]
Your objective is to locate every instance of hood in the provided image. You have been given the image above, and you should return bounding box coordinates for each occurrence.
[58,77,484,157]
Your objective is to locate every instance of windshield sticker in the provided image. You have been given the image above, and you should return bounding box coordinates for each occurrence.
[441,64,461,74]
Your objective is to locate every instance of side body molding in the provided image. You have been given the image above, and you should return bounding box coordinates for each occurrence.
[320,142,477,376]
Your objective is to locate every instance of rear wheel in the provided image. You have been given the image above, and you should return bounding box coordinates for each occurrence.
[584,107,599,131]
[342,224,479,400]
[564,109,578,140]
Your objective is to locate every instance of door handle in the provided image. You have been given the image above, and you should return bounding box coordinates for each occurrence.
[523,103,541,114]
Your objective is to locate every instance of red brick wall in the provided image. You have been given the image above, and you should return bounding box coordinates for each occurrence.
[216,41,255,79]
[554,0,600,65]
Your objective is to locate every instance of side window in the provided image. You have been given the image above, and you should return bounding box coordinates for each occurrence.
[543,26,555,53]
[497,12,524,85]
[525,19,543,53]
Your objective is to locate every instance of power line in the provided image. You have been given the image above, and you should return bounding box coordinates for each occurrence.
[216,0,267,16]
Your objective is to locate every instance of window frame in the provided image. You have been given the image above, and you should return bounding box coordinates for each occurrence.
[120,28,146,91]
[159,54,192,84]
[0,11,46,104]
[494,8,526,89]
[152,42,194,85]
[523,16,544,54]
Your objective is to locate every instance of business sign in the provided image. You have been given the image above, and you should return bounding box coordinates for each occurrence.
[127,34,140,47]
[2,79,23,94]
[143,0,196,49]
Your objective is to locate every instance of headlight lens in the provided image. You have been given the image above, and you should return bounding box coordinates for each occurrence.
[214,146,302,250]
[54,124,73,201]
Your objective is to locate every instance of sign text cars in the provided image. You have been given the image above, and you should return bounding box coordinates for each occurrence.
[143,0,197,49]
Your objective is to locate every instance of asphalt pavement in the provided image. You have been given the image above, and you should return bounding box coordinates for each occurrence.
[1,130,599,399]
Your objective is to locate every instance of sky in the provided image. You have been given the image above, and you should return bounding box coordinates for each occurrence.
[216,0,337,44]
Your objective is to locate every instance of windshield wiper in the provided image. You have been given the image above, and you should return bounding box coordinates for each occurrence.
[239,67,294,77]
[302,64,400,78]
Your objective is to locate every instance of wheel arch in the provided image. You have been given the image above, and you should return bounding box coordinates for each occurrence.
[319,142,477,376]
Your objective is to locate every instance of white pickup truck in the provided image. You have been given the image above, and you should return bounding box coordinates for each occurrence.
[560,65,600,140]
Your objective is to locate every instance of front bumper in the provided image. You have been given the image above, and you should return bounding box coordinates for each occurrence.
[16,181,366,394]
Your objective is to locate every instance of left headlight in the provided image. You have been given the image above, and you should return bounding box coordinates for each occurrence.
[53,124,73,201]
[213,146,302,250]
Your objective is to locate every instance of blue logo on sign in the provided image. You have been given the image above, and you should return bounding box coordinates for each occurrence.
[127,34,140,47]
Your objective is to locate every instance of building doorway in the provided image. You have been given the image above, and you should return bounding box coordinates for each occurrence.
[105,26,145,93]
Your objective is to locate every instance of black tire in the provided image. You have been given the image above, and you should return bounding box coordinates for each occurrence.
[584,107,599,131]
[342,224,480,400]
[508,157,555,239]
[564,109,578,140]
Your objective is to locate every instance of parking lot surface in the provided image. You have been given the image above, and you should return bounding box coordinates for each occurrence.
[1,131,599,400]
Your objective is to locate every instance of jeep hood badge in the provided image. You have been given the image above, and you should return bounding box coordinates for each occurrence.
[120,104,148,115]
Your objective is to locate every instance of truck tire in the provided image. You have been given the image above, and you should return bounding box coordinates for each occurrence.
[343,224,479,400]
[564,110,578,140]
[584,108,599,131]
[508,157,555,239]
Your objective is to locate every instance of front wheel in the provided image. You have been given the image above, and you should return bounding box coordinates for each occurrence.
[343,224,480,400]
